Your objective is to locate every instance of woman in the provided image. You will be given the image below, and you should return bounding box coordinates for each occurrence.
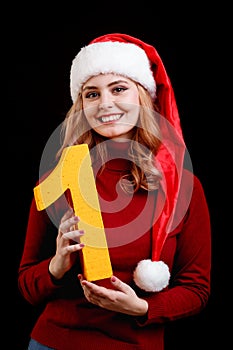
[18,33,211,350]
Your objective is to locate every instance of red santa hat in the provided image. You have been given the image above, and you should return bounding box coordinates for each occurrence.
[70,38,156,103]
[70,33,187,292]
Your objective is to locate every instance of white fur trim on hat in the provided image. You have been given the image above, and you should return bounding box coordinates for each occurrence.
[133,259,170,292]
[70,41,156,103]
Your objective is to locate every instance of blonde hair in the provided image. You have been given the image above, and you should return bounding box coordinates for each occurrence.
[56,84,162,193]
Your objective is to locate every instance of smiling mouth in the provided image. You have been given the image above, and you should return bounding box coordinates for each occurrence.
[98,114,123,123]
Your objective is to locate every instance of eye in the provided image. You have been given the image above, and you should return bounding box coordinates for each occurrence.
[113,87,128,94]
[85,91,99,99]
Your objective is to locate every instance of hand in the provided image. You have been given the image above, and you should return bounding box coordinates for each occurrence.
[49,208,85,280]
[78,274,148,316]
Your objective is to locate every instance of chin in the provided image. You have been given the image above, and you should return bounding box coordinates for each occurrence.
[94,126,132,140]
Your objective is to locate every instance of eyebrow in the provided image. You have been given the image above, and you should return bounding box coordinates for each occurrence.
[82,79,129,92]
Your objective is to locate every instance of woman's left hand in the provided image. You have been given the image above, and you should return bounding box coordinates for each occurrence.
[78,274,148,316]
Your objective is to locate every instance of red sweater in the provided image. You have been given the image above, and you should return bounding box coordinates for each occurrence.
[18,142,211,350]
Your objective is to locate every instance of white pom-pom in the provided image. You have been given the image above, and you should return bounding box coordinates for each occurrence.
[133,259,170,292]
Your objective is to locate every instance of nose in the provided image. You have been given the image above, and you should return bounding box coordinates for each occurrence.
[98,92,114,110]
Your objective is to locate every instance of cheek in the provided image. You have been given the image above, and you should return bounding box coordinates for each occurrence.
[128,88,140,105]
[83,104,98,122]
[118,91,140,113]
[126,104,140,124]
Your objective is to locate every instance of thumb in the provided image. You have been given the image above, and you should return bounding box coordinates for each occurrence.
[110,275,130,293]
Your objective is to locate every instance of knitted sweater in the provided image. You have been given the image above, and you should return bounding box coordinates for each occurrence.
[18,141,211,350]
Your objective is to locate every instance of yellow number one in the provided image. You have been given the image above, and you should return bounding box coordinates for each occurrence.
[33,144,113,282]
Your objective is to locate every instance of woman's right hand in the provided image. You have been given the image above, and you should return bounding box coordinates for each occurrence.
[49,208,85,280]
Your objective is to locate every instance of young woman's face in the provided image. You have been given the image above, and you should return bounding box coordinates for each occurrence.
[81,74,140,141]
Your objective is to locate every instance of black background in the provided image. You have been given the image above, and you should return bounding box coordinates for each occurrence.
[6,3,228,349]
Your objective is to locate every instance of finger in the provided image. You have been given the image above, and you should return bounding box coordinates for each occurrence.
[110,276,131,293]
[78,274,86,291]
[81,280,108,297]
[66,242,85,253]
[59,215,80,233]
[78,274,84,282]
[80,284,104,304]
[63,229,84,242]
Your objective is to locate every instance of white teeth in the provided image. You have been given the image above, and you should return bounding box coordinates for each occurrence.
[101,114,122,123]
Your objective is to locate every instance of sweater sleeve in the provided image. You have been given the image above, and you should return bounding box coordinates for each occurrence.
[137,173,211,325]
[18,192,83,306]
[18,197,62,305]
